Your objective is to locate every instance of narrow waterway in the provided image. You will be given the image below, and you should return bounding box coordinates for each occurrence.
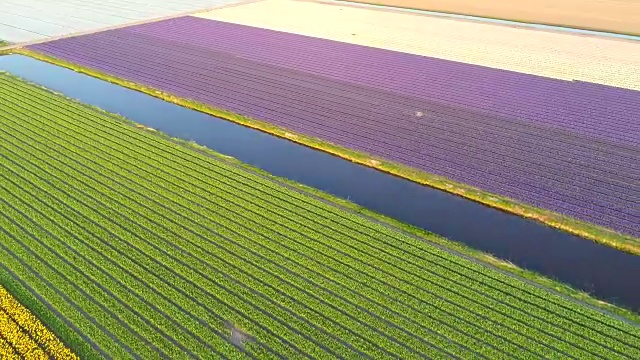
[2,54,639,311]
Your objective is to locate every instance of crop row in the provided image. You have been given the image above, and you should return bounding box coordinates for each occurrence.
[28,30,640,236]
[34,34,640,173]
[60,27,640,137]
[0,109,620,358]
[0,175,296,359]
[0,92,476,358]
[2,107,548,358]
[194,0,640,90]
[32,34,640,166]
[28,37,638,181]
[2,73,636,340]
[0,75,638,358]
[17,50,636,228]
[0,93,444,358]
[0,285,76,359]
[0,83,604,358]
[1,73,637,341]
[0,307,48,358]
[0,332,18,358]
[116,18,640,142]
[55,28,640,155]
[0,114,632,358]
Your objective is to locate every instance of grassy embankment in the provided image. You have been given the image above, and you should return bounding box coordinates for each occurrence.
[11,48,639,256]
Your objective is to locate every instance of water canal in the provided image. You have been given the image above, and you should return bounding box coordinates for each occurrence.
[2,54,639,311]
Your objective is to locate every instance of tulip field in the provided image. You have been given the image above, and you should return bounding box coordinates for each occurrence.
[199,0,640,91]
[28,16,640,240]
[0,285,76,359]
[1,72,639,358]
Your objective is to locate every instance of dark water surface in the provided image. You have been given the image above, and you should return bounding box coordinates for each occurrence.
[2,55,639,311]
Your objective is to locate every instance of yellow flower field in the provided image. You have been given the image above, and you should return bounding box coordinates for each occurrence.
[0,285,76,359]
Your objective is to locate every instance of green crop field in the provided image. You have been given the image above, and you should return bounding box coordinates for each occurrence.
[0,71,638,359]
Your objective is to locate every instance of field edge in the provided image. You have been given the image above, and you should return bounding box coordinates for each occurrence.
[13,48,639,255]
[5,69,638,325]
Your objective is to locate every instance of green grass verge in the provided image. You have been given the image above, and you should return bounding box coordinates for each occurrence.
[336,0,640,38]
[1,72,639,358]
[11,48,639,257]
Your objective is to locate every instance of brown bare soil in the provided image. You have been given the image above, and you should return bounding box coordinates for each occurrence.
[345,0,640,36]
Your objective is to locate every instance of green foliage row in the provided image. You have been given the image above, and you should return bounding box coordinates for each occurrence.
[0,73,638,359]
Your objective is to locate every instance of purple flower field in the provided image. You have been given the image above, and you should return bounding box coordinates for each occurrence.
[29,17,640,237]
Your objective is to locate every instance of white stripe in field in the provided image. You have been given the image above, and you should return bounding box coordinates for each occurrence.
[194,0,640,91]
[0,0,247,43]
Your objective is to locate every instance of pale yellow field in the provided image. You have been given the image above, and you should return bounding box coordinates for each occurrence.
[194,0,640,90]
[345,0,640,36]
